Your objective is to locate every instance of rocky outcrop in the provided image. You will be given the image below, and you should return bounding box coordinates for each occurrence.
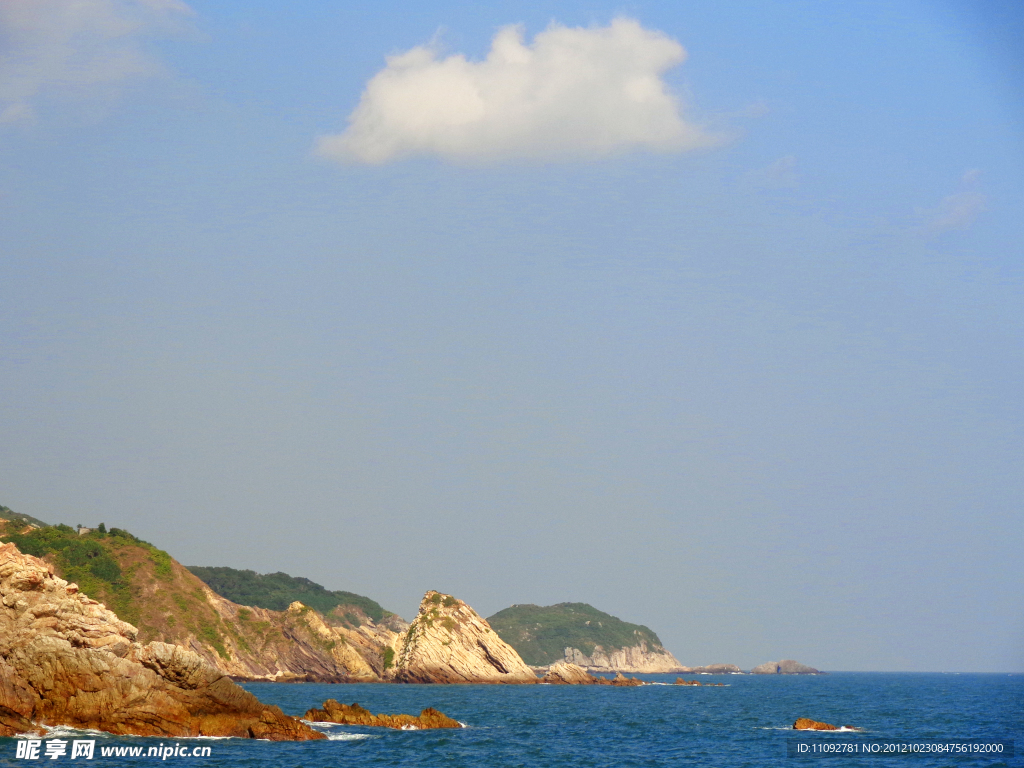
[607,672,644,686]
[389,591,538,684]
[0,542,323,740]
[542,662,597,684]
[562,642,685,673]
[752,659,821,674]
[303,700,462,729]
[540,663,644,686]
[678,663,743,674]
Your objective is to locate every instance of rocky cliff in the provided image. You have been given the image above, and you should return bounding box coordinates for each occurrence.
[0,521,405,682]
[0,542,322,739]
[752,659,821,674]
[488,602,684,673]
[390,591,537,683]
[562,641,684,673]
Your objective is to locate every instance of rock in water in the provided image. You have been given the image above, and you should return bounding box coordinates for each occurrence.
[0,542,323,740]
[542,662,598,684]
[390,591,538,683]
[793,718,839,731]
[752,659,821,674]
[541,663,645,686]
[609,671,644,686]
[304,700,462,729]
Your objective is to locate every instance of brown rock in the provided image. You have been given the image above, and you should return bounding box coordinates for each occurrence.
[304,700,462,729]
[390,591,537,684]
[609,671,644,687]
[794,718,839,731]
[0,542,323,740]
[674,678,702,686]
[0,705,43,737]
[542,662,599,684]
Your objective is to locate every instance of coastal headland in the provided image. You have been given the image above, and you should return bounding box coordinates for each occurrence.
[0,508,824,738]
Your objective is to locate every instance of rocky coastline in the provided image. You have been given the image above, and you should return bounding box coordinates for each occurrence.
[0,542,321,740]
[0,511,831,740]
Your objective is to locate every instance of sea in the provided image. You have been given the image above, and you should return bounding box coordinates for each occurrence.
[2,673,1021,767]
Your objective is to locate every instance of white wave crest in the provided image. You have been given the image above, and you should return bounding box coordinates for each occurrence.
[325,733,373,741]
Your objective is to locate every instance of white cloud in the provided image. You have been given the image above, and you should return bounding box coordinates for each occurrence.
[317,18,718,164]
[919,169,986,235]
[0,0,192,124]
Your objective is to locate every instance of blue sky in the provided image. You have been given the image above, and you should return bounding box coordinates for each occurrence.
[1,0,1021,672]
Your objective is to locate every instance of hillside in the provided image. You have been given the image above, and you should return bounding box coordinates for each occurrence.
[487,602,681,672]
[0,503,48,529]
[0,519,404,681]
[187,565,389,626]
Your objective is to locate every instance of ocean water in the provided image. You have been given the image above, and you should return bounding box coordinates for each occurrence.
[2,673,1020,767]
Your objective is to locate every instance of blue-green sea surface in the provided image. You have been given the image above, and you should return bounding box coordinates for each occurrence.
[1,673,1020,767]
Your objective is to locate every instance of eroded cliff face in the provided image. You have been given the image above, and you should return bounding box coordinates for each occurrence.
[0,542,322,740]
[195,587,406,682]
[390,591,537,683]
[562,641,685,673]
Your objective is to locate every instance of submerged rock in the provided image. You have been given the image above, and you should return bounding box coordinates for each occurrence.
[752,659,821,674]
[390,591,537,684]
[0,542,323,740]
[304,700,462,729]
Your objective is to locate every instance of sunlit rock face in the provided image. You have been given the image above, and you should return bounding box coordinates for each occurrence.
[390,591,538,683]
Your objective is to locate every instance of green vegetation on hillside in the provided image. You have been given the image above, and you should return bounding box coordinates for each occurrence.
[0,522,168,626]
[486,602,665,666]
[187,565,388,623]
[0,504,49,529]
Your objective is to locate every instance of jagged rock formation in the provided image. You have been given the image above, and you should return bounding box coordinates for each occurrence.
[389,591,538,683]
[488,602,684,673]
[0,542,323,740]
[0,521,406,682]
[752,659,821,674]
[678,663,743,674]
[304,700,462,729]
